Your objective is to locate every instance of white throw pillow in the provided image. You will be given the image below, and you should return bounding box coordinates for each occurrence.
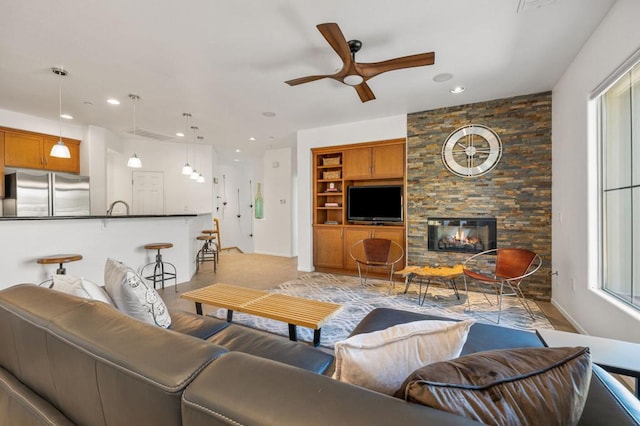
[81,278,115,306]
[104,258,172,328]
[332,319,475,395]
[52,275,91,299]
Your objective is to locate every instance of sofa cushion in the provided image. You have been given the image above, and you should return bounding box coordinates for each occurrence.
[206,323,335,374]
[333,319,474,395]
[104,258,171,328]
[396,346,592,426]
[170,310,229,340]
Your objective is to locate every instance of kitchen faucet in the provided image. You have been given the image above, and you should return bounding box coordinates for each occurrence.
[107,200,130,216]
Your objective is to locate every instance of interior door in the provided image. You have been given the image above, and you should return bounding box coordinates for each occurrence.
[132,171,164,214]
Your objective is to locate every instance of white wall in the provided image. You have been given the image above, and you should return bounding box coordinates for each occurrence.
[254,147,296,257]
[552,0,640,341]
[215,160,258,253]
[296,115,407,272]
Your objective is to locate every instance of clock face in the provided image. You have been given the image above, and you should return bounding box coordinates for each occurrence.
[441,124,502,177]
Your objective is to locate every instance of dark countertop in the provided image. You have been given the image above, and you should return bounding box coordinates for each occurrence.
[0,213,201,221]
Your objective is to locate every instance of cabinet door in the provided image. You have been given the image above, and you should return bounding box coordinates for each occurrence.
[0,132,4,199]
[342,147,372,179]
[43,137,80,173]
[4,132,44,169]
[343,227,373,271]
[314,227,344,269]
[372,144,405,178]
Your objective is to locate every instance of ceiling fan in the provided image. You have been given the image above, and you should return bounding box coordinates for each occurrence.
[285,22,435,103]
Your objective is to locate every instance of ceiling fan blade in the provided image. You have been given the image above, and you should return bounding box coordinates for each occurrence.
[285,75,329,86]
[354,82,376,103]
[316,23,353,66]
[358,52,435,79]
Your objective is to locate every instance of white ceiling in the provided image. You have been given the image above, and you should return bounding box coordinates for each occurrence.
[0,0,615,161]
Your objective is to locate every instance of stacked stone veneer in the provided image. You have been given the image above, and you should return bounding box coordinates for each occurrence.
[407,92,552,300]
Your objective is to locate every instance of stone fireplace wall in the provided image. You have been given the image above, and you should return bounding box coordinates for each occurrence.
[407,92,552,300]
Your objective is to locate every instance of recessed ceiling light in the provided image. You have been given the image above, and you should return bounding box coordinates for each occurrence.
[235,149,241,153]
[233,159,240,162]
[433,73,454,83]
[107,98,120,105]
[249,137,256,141]
[450,86,465,94]
[262,112,276,117]
[60,114,73,120]
[176,132,184,137]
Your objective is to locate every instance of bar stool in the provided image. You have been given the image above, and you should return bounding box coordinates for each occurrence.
[140,243,177,292]
[36,254,83,286]
[196,235,218,273]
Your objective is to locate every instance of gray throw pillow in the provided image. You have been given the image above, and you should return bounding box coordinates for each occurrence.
[104,258,172,328]
[396,346,591,426]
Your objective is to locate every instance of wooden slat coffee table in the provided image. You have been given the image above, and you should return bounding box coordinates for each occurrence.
[181,283,342,346]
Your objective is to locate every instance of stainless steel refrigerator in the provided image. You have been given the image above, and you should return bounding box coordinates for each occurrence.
[3,170,90,216]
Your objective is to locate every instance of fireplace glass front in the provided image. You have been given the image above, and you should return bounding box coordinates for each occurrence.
[427,218,497,254]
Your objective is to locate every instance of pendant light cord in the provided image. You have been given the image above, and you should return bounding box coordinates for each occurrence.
[58,79,63,142]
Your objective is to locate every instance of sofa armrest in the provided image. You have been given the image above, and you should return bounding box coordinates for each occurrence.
[0,367,74,426]
[578,365,640,425]
[182,352,481,426]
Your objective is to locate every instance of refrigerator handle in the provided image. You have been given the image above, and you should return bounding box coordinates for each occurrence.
[48,173,54,216]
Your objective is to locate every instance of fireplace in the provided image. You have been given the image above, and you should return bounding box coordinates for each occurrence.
[427,218,497,254]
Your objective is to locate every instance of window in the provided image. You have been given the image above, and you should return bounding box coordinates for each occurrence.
[599,60,640,308]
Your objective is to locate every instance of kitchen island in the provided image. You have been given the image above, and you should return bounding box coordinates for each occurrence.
[0,213,212,290]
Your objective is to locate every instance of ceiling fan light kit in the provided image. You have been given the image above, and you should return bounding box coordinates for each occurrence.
[285,22,435,102]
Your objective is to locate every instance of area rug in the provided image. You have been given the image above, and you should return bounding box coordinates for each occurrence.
[210,272,553,349]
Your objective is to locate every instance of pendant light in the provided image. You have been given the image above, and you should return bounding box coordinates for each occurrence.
[181,113,193,175]
[196,136,205,183]
[189,125,199,180]
[127,94,143,168]
[50,67,71,159]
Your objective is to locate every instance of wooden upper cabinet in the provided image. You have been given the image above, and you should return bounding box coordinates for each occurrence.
[3,127,80,174]
[0,132,4,199]
[4,132,44,169]
[343,141,405,180]
[342,147,372,179]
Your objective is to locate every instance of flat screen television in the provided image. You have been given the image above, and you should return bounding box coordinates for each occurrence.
[347,185,403,223]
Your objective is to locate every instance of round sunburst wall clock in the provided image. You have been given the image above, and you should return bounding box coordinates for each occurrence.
[441,124,502,178]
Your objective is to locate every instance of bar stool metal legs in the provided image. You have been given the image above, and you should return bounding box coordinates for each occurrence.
[196,235,218,273]
[141,243,177,292]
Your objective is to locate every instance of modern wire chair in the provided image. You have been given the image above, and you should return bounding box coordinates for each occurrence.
[350,238,404,291]
[462,248,542,324]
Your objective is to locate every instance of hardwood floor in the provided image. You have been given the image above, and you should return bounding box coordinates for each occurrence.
[159,249,576,332]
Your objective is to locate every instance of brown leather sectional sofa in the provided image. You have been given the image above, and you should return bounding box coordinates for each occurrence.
[1,284,639,425]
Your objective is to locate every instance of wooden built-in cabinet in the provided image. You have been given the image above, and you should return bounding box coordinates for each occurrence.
[312,139,406,276]
[0,132,4,199]
[2,127,81,174]
[342,140,405,180]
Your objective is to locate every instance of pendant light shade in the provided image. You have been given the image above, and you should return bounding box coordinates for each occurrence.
[189,125,199,179]
[127,153,142,168]
[51,140,71,158]
[127,94,143,168]
[50,67,72,159]
[182,163,193,175]
[182,113,193,175]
